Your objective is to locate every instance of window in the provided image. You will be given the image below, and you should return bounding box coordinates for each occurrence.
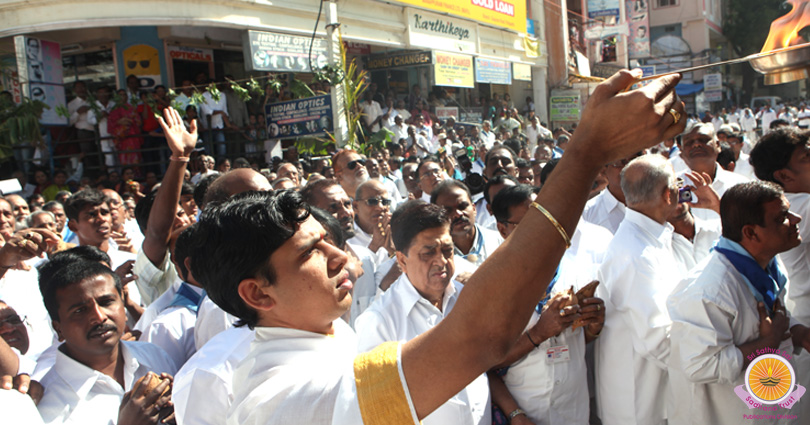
[657,0,677,7]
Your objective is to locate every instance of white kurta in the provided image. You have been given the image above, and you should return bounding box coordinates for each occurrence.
[228,319,419,425]
[346,242,380,327]
[595,209,683,425]
[354,274,490,425]
[453,224,503,267]
[671,215,722,275]
[194,295,237,350]
[37,341,177,424]
[142,284,204,367]
[734,152,757,181]
[582,188,626,235]
[667,249,796,425]
[0,268,54,360]
[173,326,254,425]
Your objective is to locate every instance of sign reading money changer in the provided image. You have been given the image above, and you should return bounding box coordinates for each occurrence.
[365,51,432,70]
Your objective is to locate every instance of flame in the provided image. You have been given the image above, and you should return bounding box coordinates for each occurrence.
[761,0,810,53]
[768,365,774,377]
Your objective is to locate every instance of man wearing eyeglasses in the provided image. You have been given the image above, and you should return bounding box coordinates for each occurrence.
[349,180,394,263]
[417,159,445,203]
[582,152,640,234]
[333,149,369,199]
[0,301,34,377]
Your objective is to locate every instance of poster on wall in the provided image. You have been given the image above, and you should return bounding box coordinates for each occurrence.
[626,0,650,58]
[123,44,162,90]
[244,30,328,73]
[434,51,474,88]
[264,95,333,140]
[550,93,581,122]
[474,58,512,85]
[14,36,66,125]
[30,83,67,125]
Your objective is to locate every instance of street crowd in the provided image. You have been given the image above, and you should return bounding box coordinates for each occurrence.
[2,68,810,425]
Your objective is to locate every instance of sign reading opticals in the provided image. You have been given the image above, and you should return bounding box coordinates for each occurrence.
[243,30,328,73]
[407,8,478,54]
[365,51,432,70]
[168,46,213,62]
[474,58,511,85]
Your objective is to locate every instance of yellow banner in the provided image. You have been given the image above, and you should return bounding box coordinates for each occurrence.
[393,0,526,33]
[434,51,474,88]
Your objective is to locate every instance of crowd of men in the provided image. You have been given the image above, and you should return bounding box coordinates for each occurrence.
[2,69,810,425]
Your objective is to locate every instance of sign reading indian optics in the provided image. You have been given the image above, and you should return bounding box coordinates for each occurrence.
[408,8,478,54]
[264,95,333,140]
[434,51,474,88]
[392,0,526,33]
[474,58,511,85]
[244,30,328,73]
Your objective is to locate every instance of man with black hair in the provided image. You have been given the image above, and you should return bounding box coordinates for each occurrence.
[516,158,534,185]
[355,201,490,425]
[476,174,518,232]
[474,146,519,230]
[667,181,810,425]
[490,183,606,424]
[42,201,69,241]
[36,260,177,425]
[581,152,640,234]
[179,182,198,223]
[192,174,219,211]
[432,180,502,266]
[416,158,445,203]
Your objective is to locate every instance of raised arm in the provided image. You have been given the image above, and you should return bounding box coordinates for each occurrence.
[141,107,197,266]
[401,70,686,418]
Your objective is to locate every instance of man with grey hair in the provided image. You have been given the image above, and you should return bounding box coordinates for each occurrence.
[595,154,685,425]
[479,120,496,149]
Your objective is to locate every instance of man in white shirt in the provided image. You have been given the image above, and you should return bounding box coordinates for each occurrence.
[668,201,722,274]
[679,123,749,221]
[476,146,519,230]
[524,116,552,154]
[432,180,502,267]
[490,183,606,425]
[172,80,196,114]
[201,84,231,157]
[595,154,685,425]
[757,106,778,134]
[479,120,496,149]
[406,125,432,159]
[380,97,398,129]
[725,129,756,180]
[36,260,177,424]
[185,70,689,425]
[348,180,394,263]
[333,149,369,199]
[389,115,409,143]
[582,152,639,234]
[86,86,117,168]
[667,181,810,425]
[360,92,383,133]
[395,99,411,123]
[68,81,97,168]
[355,201,490,425]
[416,159,445,204]
[797,103,810,129]
[740,108,758,149]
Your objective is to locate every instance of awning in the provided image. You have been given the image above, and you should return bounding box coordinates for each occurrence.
[676,83,704,96]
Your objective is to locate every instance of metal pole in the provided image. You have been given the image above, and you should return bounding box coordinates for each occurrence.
[327,0,349,148]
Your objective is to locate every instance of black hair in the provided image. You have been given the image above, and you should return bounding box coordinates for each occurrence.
[717,143,736,170]
[492,184,536,223]
[39,255,120,321]
[174,224,197,282]
[42,201,63,213]
[181,181,195,197]
[483,174,519,205]
[190,190,310,329]
[134,191,156,235]
[300,178,340,206]
[749,127,809,185]
[64,189,107,221]
[720,181,784,243]
[430,179,472,204]
[516,158,531,169]
[310,206,346,248]
[194,174,221,210]
[391,200,449,253]
[415,156,441,180]
[540,158,561,185]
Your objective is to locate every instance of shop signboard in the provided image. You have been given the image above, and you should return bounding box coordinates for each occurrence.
[460,108,483,124]
[436,106,459,120]
[244,30,328,73]
[587,0,621,18]
[407,8,478,54]
[265,95,333,140]
[434,51,474,88]
[705,90,723,102]
[474,58,511,85]
[391,0,526,33]
[168,46,213,62]
[703,73,723,91]
[14,35,66,125]
[550,93,581,122]
[344,42,371,55]
[365,51,432,70]
[513,62,531,81]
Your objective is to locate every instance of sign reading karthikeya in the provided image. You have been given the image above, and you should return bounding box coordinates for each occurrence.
[244,30,328,73]
[434,51,474,88]
[408,8,479,54]
[265,95,333,140]
[391,0,526,33]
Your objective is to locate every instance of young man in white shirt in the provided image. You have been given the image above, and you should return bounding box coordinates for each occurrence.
[185,70,689,425]
[355,201,490,425]
[36,260,177,424]
[201,84,231,157]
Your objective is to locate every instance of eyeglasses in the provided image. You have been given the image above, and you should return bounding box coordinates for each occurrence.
[420,169,442,179]
[0,314,25,326]
[358,197,392,207]
[347,159,366,170]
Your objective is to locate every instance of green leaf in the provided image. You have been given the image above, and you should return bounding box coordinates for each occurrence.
[207,84,221,102]
[247,77,264,96]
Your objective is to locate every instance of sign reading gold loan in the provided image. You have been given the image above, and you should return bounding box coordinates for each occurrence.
[392,0,526,33]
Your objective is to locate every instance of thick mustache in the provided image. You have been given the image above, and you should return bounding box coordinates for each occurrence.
[87,323,117,338]
[453,217,470,227]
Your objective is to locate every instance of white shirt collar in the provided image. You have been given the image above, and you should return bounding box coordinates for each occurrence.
[393,273,459,315]
[624,208,674,246]
[53,342,140,398]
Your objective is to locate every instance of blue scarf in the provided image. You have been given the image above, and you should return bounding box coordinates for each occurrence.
[714,246,786,311]
[167,282,206,315]
[535,267,561,313]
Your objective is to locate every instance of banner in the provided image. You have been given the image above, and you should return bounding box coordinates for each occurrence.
[244,30,328,73]
[436,106,459,120]
[14,36,66,125]
[390,0,526,33]
[587,0,621,18]
[513,63,531,81]
[434,51,474,88]
[550,93,581,121]
[474,58,512,85]
[264,95,333,140]
[408,8,478,54]
[365,51,432,70]
[626,0,650,58]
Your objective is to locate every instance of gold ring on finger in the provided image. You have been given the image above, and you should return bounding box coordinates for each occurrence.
[668,109,681,124]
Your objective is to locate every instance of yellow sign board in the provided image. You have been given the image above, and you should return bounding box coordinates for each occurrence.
[434,51,474,88]
[393,0,526,33]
